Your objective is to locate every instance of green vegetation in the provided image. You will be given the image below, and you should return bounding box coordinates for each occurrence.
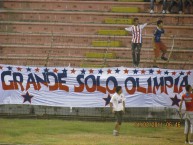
[0,119,184,145]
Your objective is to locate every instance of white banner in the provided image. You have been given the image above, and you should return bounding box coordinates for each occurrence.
[0,64,192,108]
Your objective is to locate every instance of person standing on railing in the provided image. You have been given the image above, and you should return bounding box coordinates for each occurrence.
[110,86,125,136]
[179,85,193,144]
[125,18,148,68]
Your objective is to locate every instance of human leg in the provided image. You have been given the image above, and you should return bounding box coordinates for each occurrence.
[185,0,193,13]
[184,118,190,143]
[190,123,193,143]
[162,0,169,13]
[113,111,123,136]
[150,0,155,13]
[185,112,193,143]
[168,0,175,12]
[159,41,168,61]
[136,43,142,67]
[178,0,183,13]
[132,43,137,67]
[153,42,160,67]
[0,0,3,9]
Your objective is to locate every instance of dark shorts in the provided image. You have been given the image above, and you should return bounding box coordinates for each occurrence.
[115,111,123,124]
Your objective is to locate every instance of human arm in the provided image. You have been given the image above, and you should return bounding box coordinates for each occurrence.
[125,26,132,32]
[110,96,114,114]
[161,28,176,38]
[140,21,157,29]
[123,101,125,113]
[122,94,126,113]
[110,102,114,114]
[179,97,184,118]
[161,28,165,34]
[153,29,158,36]
[140,23,148,29]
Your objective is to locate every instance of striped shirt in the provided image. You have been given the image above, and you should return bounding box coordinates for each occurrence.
[125,23,147,43]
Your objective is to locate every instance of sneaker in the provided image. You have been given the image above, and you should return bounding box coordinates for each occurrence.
[179,11,182,14]
[166,10,170,14]
[161,56,168,61]
[113,130,119,136]
[162,10,166,14]
[189,141,193,144]
[150,9,154,14]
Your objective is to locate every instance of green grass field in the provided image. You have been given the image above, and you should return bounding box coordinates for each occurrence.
[0,119,185,145]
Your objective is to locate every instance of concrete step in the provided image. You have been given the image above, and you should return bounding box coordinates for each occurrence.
[0,55,192,70]
[0,44,192,62]
[0,33,192,49]
[1,10,192,26]
[92,40,122,47]
[1,21,192,37]
[80,64,108,68]
[2,1,148,12]
[104,18,133,24]
[85,52,116,59]
[118,0,144,1]
[98,30,128,36]
[2,0,192,13]
[111,7,140,13]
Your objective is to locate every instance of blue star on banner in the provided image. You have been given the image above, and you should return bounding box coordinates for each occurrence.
[115,68,120,74]
[81,69,86,74]
[133,69,138,74]
[164,71,169,75]
[179,71,184,76]
[7,66,12,71]
[44,68,49,73]
[21,92,34,103]
[98,69,103,74]
[103,94,111,106]
[170,95,181,107]
[62,68,67,74]
[149,69,154,74]
[26,67,31,72]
